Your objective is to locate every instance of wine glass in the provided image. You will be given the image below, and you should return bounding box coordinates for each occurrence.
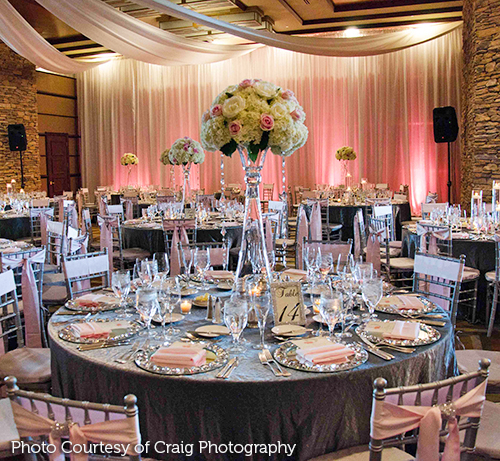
[181,247,194,277]
[354,262,373,283]
[194,248,210,290]
[252,293,271,350]
[361,278,383,321]
[267,250,276,273]
[319,291,342,340]
[139,259,157,287]
[111,270,132,316]
[223,298,248,352]
[158,277,181,340]
[136,287,159,338]
[319,253,333,281]
[153,252,170,278]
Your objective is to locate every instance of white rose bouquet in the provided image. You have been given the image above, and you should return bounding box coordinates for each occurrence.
[335,146,357,161]
[160,137,205,166]
[201,79,308,162]
[120,153,139,166]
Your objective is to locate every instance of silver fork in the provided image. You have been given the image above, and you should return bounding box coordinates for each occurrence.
[264,348,291,377]
[114,340,141,364]
[258,351,281,377]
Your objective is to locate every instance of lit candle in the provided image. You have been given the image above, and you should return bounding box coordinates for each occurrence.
[496,204,500,212]
[180,300,192,314]
[473,193,480,199]
[494,183,500,190]
[313,298,320,314]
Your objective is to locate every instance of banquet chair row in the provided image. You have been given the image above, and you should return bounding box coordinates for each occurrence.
[0,376,141,461]
[309,359,491,461]
[301,238,353,272]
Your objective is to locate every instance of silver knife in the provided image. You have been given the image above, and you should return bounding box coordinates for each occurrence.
[223,358,239,379]
[216,358,235,379]
[358,336,394,360]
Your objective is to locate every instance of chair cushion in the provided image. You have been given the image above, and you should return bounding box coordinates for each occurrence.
[0,348,51,384]
[485,271,496,283]
[387,258,415,270]
[389,241,403,249]
[308,445,413,461]
[43,272,66,286]
[276,239,296,247]
[42,284,68,304]
[471,400,500,459]
[114,248,151,261]
[0,398,19,453]
[462,267,480,281]
[380,247,402,258]
[455,350,500,392]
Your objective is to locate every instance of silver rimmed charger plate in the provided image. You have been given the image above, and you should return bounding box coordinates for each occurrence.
[64,299,119,313]
[134,343,229,376]
[273,342,368,373]
[376,295,437,316]
[356,320,441,347]
[58,319,143,344]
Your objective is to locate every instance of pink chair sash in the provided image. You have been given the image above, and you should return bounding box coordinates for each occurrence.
[98,216,117,274]
[296,207,309,269]
[264,218,273,252]
[98,195,107,216]
[354,212,361,260]
[1,249,46,348]
[67,204,79,229]
[310,202,322,240]
[76,191,84,220]
[366,227,385,274]
[416,224,450,255]
[371,379,487,461]
[40,212,49,247]
[10,401,140,461]
[57,198,64,223]
[124,200,134,221]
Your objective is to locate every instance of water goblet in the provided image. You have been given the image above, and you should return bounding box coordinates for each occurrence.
[361,278,383,321]
[136,287,159,339]
[111,270,132,316]
[223,298,248,353]
[319,291,342,340]
[153,252,170,278]
[252,293,271,350]
[158,277,181,341]
[194,248,210,290]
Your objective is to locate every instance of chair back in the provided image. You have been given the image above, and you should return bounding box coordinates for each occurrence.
[425,192,439,203]
[196,194,215,209]
[416,222,451,256]
[375,183,388,190]
[5,376,141,461]
[263,184,274,201]
[107,203,125,219]
[31,198,50,208]
[393,193,407,201]
[29,207,54,244]
[302,238,353,271]
[354,208,367,259]
[369,359,490,461]
[421,202,448,220]
[412,252,465,325]
[179,241,229,272]
[366,198,391,206]
[63,250,110,299]
[372,205,396,241]
[0,270,22,353]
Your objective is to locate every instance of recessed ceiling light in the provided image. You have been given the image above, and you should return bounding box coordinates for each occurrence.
[344,27,361,38]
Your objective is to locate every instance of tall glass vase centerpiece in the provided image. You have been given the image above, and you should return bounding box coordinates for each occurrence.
[160,137,205,213]
[335,146,357,188]
[201,79,309,285]
[120,153,138,186]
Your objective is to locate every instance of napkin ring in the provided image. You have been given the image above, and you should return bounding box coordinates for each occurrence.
[51,421,70,438]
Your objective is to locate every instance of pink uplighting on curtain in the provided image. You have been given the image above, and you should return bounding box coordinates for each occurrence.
[78,28,462,213]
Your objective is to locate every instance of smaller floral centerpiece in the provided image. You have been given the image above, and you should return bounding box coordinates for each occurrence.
[121,153,138,184]
[160,137,205,209]
[336,146,356,187]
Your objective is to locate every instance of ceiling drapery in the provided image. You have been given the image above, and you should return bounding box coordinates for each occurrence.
[0,0,99,74]
[133,0,462,57]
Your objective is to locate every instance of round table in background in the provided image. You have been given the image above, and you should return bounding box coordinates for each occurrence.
[49,302,456,461]
[0,213,30,240]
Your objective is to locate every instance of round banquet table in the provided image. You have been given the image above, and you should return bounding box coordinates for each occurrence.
[303,202,411,241]
[0,213,30,240]
[49,298,456,461]
[402,226,496,320]
[122,221,243,254]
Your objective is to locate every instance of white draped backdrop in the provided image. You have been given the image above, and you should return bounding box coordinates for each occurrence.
[78,27,462,212]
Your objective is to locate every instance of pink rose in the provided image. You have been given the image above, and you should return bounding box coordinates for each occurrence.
[260,114,274,131]
[202,110,210,123]
[290,108,303,121]
[229,121,242,136]
[211,104,223,117]
[183,144,189,151]
[281,89,295,100]
[239,79,254,88]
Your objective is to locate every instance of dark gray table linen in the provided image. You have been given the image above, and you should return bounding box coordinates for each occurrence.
[0,215,30,240]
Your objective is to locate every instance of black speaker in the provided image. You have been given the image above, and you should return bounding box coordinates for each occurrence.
[433,107,458,143]
[8,124,27,151]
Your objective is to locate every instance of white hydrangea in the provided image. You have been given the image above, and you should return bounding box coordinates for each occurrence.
[166,137,205,166]
[120,153,138,165]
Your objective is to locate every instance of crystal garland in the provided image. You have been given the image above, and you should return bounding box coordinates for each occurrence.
[279,156,289,239]
[219,153,227,259]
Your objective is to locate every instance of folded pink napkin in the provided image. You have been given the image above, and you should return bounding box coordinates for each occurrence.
[383,321,420,340]
[151,341,206,368]
[205,270,234,281]
[379,295,425,311]
[70,321,129,339]
[76,294,117,305]
[294,338,354,365]
[282,269,307,281]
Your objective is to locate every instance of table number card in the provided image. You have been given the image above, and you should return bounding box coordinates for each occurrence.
[270,282,306,326]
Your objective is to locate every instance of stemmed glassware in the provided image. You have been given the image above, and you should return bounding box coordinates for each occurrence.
[153,252,170,278]
[111,270,132,317]
[318,253,334,282]
[137,259,157,287]
[267,250,276,273]
[194,248,210,290]
[181,247,194,277]
[158,277,181,339]
[224,298,248,352]
[252,293,271,350]
[319,290,342,340]
[361,278,383,321]
[136,287,159,338]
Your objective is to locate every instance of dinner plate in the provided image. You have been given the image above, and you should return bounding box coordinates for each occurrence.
[312,314,327,325]
[135,343,229,376]
[64,297,119,313]
[217,281,234,291]
[376,295,437,316]
[58,319,143,344]
[195,325,230,338]
[273,342,368,373]
[271,325,308,337]
[153,313,184,324]
[356,320,441,347]
[175,287,199,297]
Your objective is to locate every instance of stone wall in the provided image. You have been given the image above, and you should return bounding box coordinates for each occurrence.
[0,43,40,192]
[461,0,500,206]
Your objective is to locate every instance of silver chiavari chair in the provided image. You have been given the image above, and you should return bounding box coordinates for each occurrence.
[179,241,229,274]
[309,359,490,461]
[4,376,141,461]
[486,237,500,337]
[63,250,110,299]
[28,207,54,245]
[302,238,353,272]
